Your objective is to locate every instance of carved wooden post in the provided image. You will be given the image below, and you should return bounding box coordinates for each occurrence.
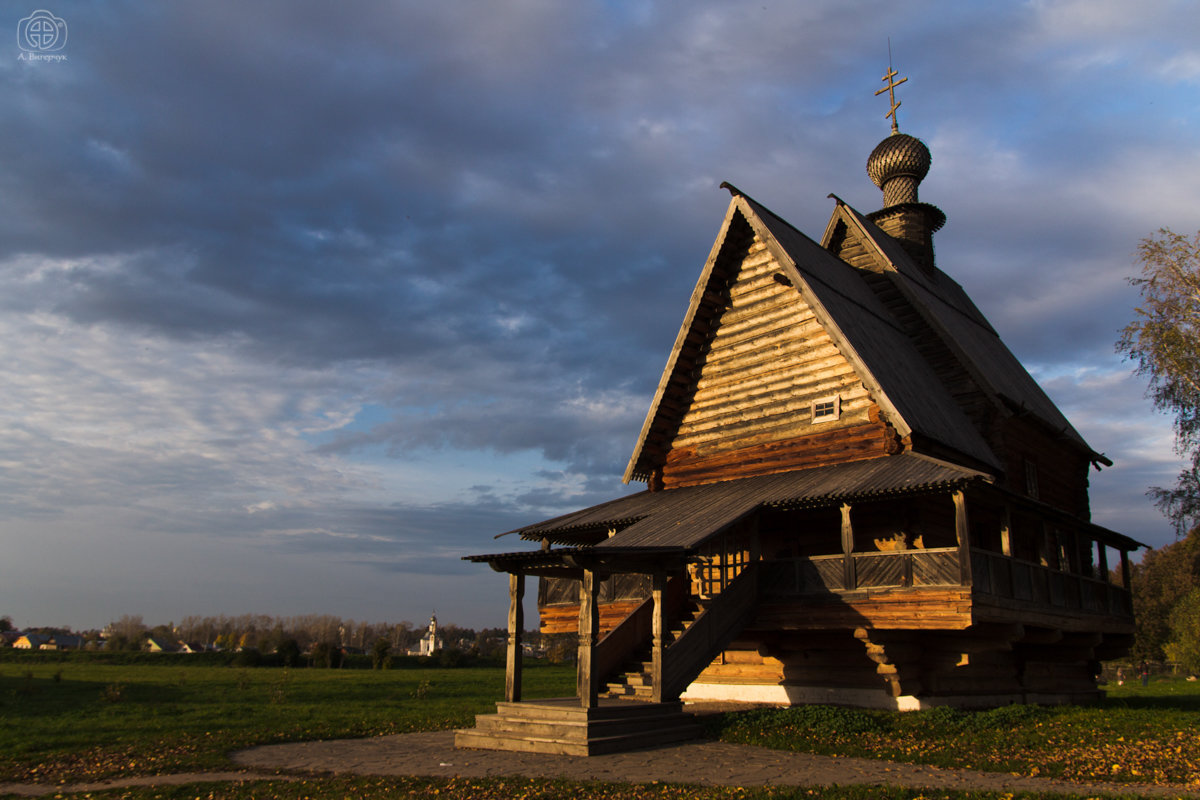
[954,490,972,586]
[1119,549,1132,613]
[999,505,1012,557]
[840,503,855,590]
[577,568,600,708]
[651,569,666,703]
[505,572,524,703]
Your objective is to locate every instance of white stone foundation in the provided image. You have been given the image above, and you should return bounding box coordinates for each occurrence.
[681,682,1088,711]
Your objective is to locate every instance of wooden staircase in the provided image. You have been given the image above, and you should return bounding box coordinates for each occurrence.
[607,563,760,702]
[605,599,707,699]
[456,565,759,756]
[454,697,703,756]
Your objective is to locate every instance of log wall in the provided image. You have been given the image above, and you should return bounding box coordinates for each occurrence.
[999,416,1091,517]
[658,234,898,488]
[539,600,643,636]
[692,623,1107,703]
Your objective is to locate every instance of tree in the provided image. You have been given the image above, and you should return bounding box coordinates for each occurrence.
[1165,587,1200,675]
[1118,228,1200,533]
[0,616,13,632]
[1130,527,1200,660]
[371,637,391,670]
[108,615,147,647]
[274,637,301,667]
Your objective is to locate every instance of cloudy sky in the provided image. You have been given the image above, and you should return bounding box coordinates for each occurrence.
[3,1,1198,631]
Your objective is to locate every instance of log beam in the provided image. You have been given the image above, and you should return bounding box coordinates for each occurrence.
[577,569,600,708]
[651,569,666,703]
[505,572,525,702]
[954,490,972,586]
[841,503,855,590]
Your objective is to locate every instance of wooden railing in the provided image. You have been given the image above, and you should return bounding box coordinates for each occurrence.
[762,548,960,595]
[592,575,686,685]
[970,549,1132,617]
[760,547,1132,619]
[663,562,760,700]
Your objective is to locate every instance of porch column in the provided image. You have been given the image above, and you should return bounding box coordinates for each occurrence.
[840,503,855,590]
[577,568,600,708]
[504,572,524,702]
[999,505,1012,557]
[954,490,972,586]
[650,569,666,703]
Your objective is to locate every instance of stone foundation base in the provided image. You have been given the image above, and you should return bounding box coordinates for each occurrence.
[681,682,1099,711]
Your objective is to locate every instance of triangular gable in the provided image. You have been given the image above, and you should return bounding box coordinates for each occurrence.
[740,194,999,470]
[624,187,999,487]
[824,199,1098,460]
[623,198,747,484]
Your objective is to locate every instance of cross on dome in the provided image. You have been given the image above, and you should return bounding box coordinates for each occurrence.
[875,64,907,134]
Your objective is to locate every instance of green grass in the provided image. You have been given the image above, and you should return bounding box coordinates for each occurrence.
[710,678,1200,787]
[16,775,1163,800]
[0,661,575,784]
[3,664,1198,800]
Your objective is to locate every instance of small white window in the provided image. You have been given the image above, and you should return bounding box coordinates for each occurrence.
[812,396,840,423]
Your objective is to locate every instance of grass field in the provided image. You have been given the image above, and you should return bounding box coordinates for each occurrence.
[711,679,1200,787]
[0,660,573,784]
[1,661,1196,800]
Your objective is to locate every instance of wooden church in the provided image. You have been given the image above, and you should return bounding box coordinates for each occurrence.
[457,71,1142,755]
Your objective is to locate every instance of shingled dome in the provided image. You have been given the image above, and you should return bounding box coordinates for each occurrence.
[867,132,931,206]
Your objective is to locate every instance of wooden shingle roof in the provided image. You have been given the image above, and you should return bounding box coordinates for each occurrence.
[624,187,1001,484]
[825,200,1101,461]
[510,452,988,550]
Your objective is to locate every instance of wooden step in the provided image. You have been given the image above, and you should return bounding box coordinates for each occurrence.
[455,698,703,756]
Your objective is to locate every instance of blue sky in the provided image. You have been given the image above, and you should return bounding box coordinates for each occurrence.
[3,0,1198,630]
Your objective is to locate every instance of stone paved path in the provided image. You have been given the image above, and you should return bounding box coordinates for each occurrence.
[233,731,1199,798]
[4,730,1198,798]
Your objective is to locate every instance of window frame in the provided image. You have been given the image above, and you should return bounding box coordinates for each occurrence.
[811,395,841,423]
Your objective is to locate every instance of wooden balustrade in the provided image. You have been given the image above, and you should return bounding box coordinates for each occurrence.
[969,548,1132,617]
[761,547,1131,618]
[763,548,959,595]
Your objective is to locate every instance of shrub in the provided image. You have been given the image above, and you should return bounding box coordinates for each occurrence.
[232,647,261,668]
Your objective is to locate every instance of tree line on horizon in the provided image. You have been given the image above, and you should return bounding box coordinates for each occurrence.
[1,612,517,661]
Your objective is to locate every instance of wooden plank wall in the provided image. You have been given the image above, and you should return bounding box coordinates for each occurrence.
[1000,416,1091,518]
[660,234,898,488]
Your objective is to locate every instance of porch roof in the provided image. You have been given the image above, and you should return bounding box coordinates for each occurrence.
[475,453,989,557]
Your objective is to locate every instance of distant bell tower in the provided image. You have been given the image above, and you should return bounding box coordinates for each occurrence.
[864,61,946,274]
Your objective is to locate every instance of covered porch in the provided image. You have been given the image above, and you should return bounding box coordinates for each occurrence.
[454,547,714,754]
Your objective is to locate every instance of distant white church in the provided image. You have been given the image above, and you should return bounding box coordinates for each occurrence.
[407,613,442,656]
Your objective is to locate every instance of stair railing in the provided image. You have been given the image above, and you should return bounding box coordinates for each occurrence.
[593,574,686,687]
[662,561,760,701]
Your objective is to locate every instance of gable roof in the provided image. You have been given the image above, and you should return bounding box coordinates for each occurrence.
[624,186,1000,484]
[823,199,1101,461]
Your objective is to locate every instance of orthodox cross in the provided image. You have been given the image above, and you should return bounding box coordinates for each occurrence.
[875,62,907,134]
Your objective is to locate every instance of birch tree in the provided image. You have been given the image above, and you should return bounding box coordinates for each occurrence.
[1119,228,1200,533]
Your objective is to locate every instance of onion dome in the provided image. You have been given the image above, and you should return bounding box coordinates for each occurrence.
[867,132,931,207]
